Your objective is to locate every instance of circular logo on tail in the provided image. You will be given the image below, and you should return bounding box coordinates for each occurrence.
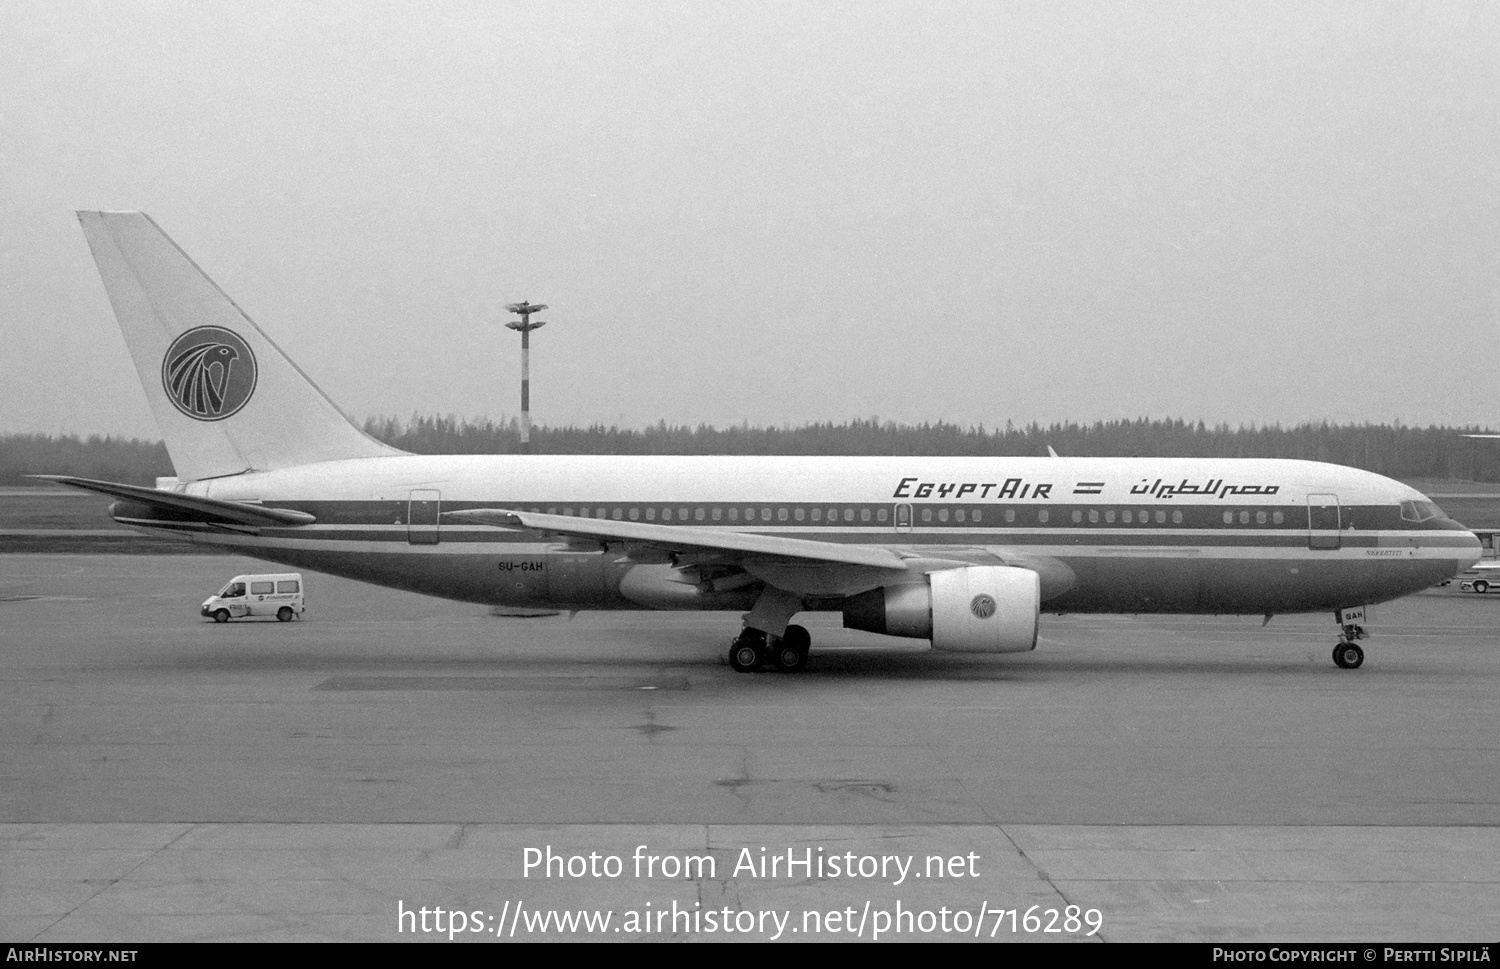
[161,326,257,421]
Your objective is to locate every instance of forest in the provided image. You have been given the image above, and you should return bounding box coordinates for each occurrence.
[5,417,1498,487]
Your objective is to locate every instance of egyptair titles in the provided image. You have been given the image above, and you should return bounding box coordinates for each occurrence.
[892,476,1281,501]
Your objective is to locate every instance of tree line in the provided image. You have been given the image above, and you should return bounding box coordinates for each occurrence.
[4,417,1498,487]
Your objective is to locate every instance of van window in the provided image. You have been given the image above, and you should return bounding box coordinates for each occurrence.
[223,582,245,598]
[276,580,300,593]
[250,581,274,595]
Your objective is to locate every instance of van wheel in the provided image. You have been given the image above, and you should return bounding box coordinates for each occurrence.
[277,607,293,622]
[213,609,230,623]
[1474,580,1489,594]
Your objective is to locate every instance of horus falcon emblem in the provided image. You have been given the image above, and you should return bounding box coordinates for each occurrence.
[165,341,240,417]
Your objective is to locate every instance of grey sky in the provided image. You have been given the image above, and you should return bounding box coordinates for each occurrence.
[3,1,1497,439]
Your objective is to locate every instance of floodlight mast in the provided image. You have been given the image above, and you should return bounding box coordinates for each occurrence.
[503,301,548,447]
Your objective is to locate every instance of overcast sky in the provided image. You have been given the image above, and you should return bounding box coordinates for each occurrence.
[2,1,1497,439]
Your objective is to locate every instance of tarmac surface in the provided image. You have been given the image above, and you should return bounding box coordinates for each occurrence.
[2,553,1497,942]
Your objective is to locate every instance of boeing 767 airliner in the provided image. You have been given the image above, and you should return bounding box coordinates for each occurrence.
[40,212,1481,673]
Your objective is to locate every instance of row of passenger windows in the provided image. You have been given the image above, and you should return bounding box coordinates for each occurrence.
[507,505,1290,526]
[535,505,889,523]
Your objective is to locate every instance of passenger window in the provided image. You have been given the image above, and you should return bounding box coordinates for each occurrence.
[844,509,854,522]
[877,508,889,522]
[1256,511,1267,525]
[1122,510,1132,523]
[728,508,738,522]
[938,509,949,523]
[596,507,606,519]
[1088,509,1099,524]
[761,508,772,521]
[695,508,705,521]
[1105,510,1116,523]
[860,508,871,522]
[679,507,689,521]
[1005,509,1015,523]
[1155,510,1166,523]
[972,509,981,522]
[744,507,755,521]
[1273,511,1284,525]
[1223,511,1234,524]
[921,508,933,522]
[276,580,299,593]
[1071,510,1082,524]
[1239,511,1250,524]
[712,507,722,521]
[612,508,623,520]
[250,582,274,595]
[646,508,656,521]
[1038,510,1050,523]
[563,508,574,517]
[955,509,966,523]
[777,507,789,522]
[629,508,640,521]
[794,508,805,522]
[811,508,822,522]
[1172,510,1183,524]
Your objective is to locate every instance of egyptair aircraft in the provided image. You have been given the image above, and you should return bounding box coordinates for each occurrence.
[42,212,1481,673]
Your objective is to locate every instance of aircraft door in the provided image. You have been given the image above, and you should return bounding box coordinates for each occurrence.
[1307,494,1340,550]
[895,503,912,533]
[408,489,441,545]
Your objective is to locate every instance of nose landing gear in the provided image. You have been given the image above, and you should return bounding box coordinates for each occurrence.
[1332,614,1367,669]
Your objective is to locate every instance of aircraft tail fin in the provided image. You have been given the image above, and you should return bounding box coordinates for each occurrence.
[77,211,401,481]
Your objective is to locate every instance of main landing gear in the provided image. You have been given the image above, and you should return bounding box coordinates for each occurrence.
[728,624,811,674]
[1332,622,1366,670]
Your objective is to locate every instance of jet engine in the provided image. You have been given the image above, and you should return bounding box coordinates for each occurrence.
[841,565,1040,653]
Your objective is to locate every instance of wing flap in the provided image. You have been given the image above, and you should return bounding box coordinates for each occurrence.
[31,475,316,527]
[444,508,909,571]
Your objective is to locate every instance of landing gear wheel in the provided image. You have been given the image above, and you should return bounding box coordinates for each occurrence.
[277,607,293,622]
[1333,642,1364,669]
[213,609,230,623]
[772,624,811,673]
[1474,580,1489,594]
[729,630,767,673]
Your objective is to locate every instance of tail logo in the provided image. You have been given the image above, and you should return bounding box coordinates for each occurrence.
[161,326,257,421]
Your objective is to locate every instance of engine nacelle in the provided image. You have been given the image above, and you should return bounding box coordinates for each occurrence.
[841,566,1040,653]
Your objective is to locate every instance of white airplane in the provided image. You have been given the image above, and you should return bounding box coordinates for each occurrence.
[41,212,1481,673]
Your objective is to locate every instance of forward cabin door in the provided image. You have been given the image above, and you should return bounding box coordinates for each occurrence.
[408,489,441,545]
[1307,494,1341,550]
[895,503,912,533]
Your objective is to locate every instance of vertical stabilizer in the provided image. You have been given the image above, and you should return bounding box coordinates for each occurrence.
[78,211,401,480]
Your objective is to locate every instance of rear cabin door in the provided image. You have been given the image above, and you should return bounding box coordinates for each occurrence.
[408,489,441,545]
[1307,494,1340,550]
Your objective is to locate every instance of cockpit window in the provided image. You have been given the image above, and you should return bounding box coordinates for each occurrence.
[1399,500,1446,522]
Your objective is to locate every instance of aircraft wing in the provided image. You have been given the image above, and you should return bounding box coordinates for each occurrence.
[31,475,317,527]
[443,508,910,571]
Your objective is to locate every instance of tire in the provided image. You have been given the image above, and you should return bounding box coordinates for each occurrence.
[1333,643,1364,669]
[729,641,763,673]
[277,607,293,622]
[1474,580,1489,594]
[213,609,230,623]
[773,641,808,673]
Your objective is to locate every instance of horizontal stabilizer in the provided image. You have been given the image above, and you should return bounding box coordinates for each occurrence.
[31,475,316,527]
[444,508,910,570]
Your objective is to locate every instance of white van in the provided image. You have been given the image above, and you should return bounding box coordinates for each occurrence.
[1458,561,1500,594]
[201,573,306,622]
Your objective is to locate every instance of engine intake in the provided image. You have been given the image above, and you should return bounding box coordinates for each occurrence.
[842,565,1040,653]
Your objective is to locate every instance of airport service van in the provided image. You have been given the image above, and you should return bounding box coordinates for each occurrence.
[1457,561,1500,594]
[202,573,306,622]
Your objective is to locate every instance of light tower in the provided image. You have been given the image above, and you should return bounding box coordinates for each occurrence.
[504,300,547,448]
